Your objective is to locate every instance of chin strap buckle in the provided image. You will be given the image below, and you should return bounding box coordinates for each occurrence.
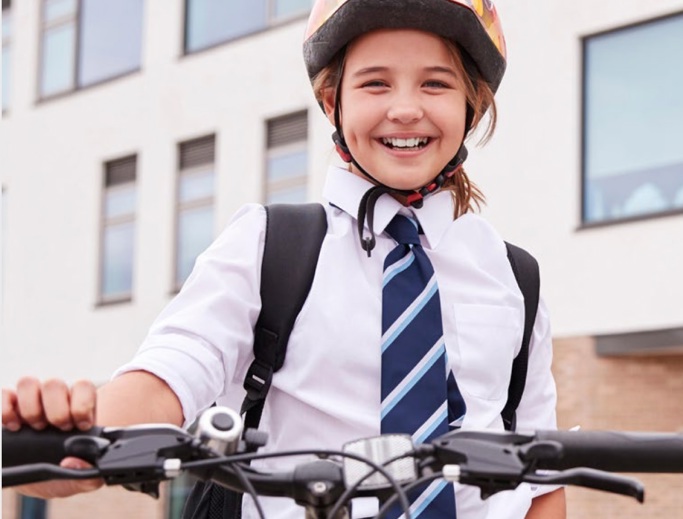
[406,192,424,208]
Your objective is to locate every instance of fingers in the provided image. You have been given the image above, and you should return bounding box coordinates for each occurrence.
[2,388,21,431]
[3,377,98,431]
[59,457,105,493]
[41,379,73,430]
[70,380,97,430]
[3,379,103,500]
[16,377,48,429]
[14,457,105,498]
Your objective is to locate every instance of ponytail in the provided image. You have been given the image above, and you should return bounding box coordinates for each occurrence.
[444,166,485,218]
[439,39,497,219]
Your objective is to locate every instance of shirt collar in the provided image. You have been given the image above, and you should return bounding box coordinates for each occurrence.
[322,165,455,249]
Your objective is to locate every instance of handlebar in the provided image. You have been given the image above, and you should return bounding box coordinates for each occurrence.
[2,426,106,467]
[533,430,683,472]
[4,408,683,519]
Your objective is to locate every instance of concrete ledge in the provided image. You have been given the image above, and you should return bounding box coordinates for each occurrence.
[595,327,683,357]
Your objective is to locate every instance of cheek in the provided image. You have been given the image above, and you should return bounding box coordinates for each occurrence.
[435,103,467,137]
[340,106,376,145]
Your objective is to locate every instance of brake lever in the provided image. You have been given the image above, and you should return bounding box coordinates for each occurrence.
[525,468,645,503]
[92,425,200,498]
[430,431,532,499]
[2,464,101,487]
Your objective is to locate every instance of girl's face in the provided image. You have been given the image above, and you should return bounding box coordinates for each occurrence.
[323,29,468,191]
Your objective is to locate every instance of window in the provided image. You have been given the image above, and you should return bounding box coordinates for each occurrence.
[39,0,143,98]
[19,496,47,519]
[2,0,11,112]
[185,0,312,53]
[165,473,198,519]
[582,12,683,224]
[175,135,215,288]
[99,156,136,303]
[265,111,308,204]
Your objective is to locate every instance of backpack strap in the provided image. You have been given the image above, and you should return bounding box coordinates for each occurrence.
[240,203,328,431]
[502,242,540,431]
[185,205,326,519]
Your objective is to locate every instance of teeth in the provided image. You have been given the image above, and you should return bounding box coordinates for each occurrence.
[382,137,429,148]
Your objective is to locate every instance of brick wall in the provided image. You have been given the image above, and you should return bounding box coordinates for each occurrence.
[553,337,683,519]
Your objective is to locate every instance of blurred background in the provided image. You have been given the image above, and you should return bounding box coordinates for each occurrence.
[1,0,682,517]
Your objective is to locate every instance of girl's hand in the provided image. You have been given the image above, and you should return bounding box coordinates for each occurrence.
[2,377,105,498]
[3,377,96,432]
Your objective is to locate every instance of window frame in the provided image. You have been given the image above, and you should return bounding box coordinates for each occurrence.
[579,10,683,229]
[38,0,80,99]
[173,135,216,292]
[37,0,143,102]
[182,0,312,55]
[263,110,309,205]
[264,141,309,200]
[97,155,137,306]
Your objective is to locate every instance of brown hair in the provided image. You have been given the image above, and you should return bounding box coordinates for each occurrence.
[312,36,498,219]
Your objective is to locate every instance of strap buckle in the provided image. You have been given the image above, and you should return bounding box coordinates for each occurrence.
[243,359,274,402]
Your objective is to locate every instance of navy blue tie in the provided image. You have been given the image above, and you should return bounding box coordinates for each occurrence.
[381,214,466,518]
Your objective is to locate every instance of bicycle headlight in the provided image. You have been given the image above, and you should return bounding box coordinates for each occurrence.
[342,434,417,490]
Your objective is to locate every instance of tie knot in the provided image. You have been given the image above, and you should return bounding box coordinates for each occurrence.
[385,215,421,245]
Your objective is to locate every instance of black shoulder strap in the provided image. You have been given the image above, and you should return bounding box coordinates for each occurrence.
[502,242,540,431]
[240,203,327,431]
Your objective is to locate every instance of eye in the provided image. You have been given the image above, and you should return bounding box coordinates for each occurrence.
[423,80,451,89]
[361,80,389,88]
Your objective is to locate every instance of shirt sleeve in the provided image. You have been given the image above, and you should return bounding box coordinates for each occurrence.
[113,204,266,427]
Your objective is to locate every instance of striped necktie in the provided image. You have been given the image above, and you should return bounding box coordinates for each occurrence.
[381,214,466,518]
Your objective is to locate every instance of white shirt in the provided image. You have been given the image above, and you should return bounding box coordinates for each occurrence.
[116,166,559,519]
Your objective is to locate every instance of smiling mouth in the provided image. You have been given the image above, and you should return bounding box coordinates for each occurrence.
[380,137,431,150]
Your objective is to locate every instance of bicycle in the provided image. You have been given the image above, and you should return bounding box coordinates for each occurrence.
[3,406,683,519]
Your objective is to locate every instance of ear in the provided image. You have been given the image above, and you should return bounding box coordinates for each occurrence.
[321,88,337,126]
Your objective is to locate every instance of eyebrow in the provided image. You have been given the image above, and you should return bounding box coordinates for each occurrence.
[425,66,459,78]
[351,65,458,78]
[351,66,389,77]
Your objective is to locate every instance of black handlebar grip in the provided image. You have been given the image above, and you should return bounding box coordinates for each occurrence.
[534,430,683,473]
[2,426,104,468]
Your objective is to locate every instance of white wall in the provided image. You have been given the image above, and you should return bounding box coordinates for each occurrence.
[475,0,683,337]
[1,0,682,387]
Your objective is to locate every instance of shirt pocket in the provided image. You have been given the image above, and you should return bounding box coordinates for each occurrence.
[452,303,522,401]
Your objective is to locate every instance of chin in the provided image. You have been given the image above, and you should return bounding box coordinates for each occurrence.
[365,162,439,191]
[385,175,436,192]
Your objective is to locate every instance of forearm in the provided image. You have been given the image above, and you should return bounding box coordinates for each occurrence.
[526,488,566,519]
[96,370,184,427]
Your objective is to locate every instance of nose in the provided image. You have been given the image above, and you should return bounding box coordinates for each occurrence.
[386,91,424,124]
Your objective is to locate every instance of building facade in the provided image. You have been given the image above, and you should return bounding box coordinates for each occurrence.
[2,0,682,517]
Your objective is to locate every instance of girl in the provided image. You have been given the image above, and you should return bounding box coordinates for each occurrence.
[3,0,566,517]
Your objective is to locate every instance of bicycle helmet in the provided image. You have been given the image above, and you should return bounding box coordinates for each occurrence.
[304,0,506,93]
[303,0,507,254]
